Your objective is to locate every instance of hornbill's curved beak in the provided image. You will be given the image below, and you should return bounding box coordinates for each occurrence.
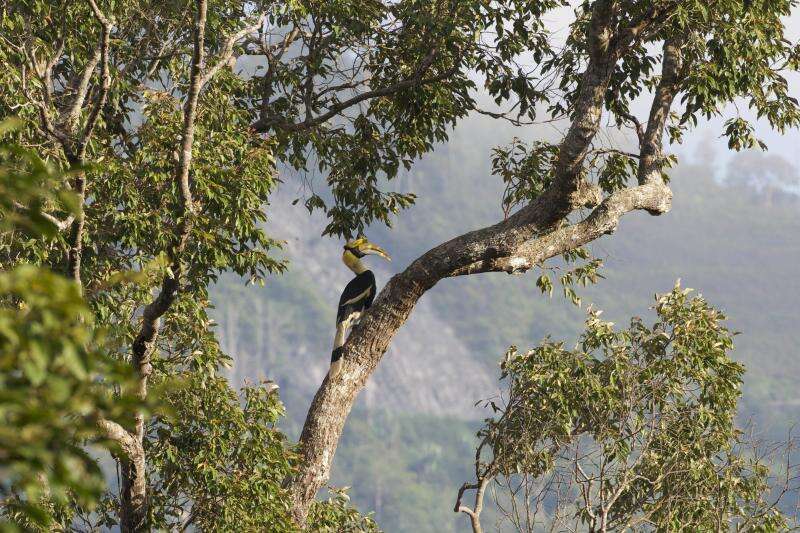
[360,241,391,261]
[346,237,391,261]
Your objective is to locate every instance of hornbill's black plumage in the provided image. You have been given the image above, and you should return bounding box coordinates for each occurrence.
[329,237,390,378]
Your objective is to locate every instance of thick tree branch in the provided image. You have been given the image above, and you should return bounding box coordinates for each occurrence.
[286,2,631,523]
[638,35,686,185]
[97,415,147,533]
[547,0,616,202]
[98,418,140,458]
[450,181,671,277]
[174,0,206,216]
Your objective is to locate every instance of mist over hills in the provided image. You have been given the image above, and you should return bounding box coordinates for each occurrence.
[211,117,800,530]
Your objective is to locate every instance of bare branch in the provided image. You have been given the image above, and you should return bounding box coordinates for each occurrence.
[619,110,645,145]
[174,0,206,216]
[199,14,267,87]
[37,38,65,109]
[11,201,75,231]
[79,0,114,156]
[23,38,74,157]
[455,475,492,533]
[252,46,450,133]
[63,50,101,131]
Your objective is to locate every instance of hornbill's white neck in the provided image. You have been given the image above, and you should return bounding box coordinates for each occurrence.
[343,249,367,274]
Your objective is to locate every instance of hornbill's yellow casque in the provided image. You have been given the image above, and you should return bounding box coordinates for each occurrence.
[329,237,390,378]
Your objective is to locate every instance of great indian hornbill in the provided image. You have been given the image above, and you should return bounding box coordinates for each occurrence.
[329,237,391,378]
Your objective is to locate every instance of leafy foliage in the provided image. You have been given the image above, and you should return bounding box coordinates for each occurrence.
[491,139,558,218]
[0,266,142,531]
[0,125,140,531]
[0,119,77,238]
[144,375,296,531]
[308,488,382,533]
[142,372,380,532]
[462,285,794,531]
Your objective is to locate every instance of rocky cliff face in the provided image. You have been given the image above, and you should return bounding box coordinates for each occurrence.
[212,118,800,432]
[214,188,498,422]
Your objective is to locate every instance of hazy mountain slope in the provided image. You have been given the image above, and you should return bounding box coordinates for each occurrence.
[210,116,800,531]
[213,179,499,427]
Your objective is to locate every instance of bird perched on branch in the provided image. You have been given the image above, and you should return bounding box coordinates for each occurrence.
[329,237,390,378]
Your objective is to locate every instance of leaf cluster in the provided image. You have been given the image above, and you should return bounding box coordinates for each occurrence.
[307,487,382,533]
[144,374,297,531]
[0,119,77,238]
[490,138,557,218]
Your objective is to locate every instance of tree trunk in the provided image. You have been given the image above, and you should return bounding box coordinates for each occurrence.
[119,449,148,533]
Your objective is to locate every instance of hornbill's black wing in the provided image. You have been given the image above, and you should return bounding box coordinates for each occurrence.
[336,270,376,324]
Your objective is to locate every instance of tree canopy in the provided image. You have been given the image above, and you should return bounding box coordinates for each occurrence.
[457,286,795,532]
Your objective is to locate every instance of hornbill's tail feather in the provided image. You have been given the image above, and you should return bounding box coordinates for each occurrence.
[329,322,347,378]
[329,355,343,378]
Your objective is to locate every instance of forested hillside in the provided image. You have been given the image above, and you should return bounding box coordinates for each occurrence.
[212,118,800,531]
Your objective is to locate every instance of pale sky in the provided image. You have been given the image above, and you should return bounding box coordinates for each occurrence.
[487,5,800,175]
[690,10,800,171]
